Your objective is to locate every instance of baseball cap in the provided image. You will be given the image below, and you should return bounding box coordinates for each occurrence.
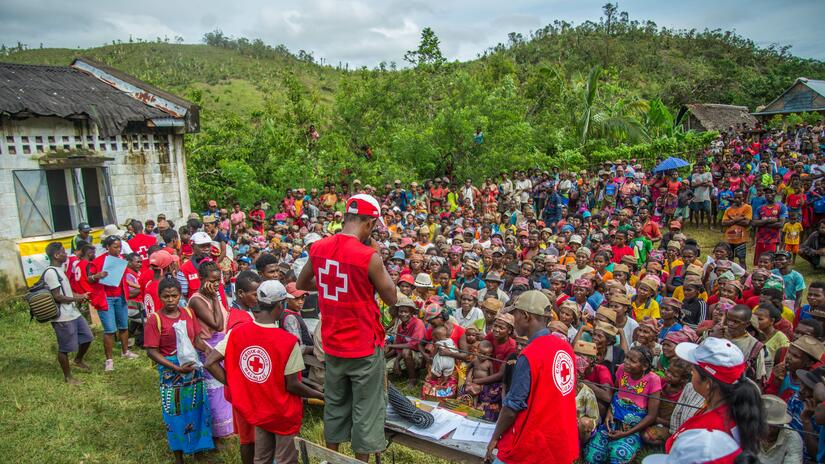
[191,231,212,245]
[669,220,682,230]
[148,250,173,269]
[285,282,307,298]
[78,222,91,232]
[513,290,551,316]
[398,274,415,286]
[642,428,741,464]
[256,280,293,305]
[208,199,218,207]
[346,194,385,226]
[304,232,322,245]
[676,337,745,384]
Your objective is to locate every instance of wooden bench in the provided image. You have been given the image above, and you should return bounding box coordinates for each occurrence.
[294,437,362,464]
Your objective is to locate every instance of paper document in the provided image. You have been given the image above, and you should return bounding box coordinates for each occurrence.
[99,255,128,287]
[451,418,496,442]
[407,408,464,439]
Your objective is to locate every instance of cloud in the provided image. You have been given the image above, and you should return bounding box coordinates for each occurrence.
[0,0,820,66]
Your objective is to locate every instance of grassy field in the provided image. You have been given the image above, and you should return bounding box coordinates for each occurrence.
[0,226,820,463]
[0,297,445,464]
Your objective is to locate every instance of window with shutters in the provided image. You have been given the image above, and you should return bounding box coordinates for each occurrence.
[13,168,116,237]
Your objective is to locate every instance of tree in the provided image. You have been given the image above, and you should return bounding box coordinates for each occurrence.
[602,3,618,35]
[404,27,446,68]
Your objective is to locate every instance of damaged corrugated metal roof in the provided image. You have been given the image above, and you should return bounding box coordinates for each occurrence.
[0,62,179,136]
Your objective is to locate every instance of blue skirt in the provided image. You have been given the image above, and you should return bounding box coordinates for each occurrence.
[158,355,215,454]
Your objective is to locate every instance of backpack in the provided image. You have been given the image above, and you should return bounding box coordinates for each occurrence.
[26,267,63,323]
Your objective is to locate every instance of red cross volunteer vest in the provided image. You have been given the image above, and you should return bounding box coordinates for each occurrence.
[310,234,385,358]
[180,259,200,298]
[128,234,156,266]
[143,278,161,315]
[496,334,579,464]
[224,322,303,435]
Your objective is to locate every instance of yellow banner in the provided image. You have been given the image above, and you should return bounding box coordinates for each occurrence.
[18,230,104,286]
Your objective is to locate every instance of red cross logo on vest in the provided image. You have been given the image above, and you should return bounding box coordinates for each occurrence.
[240,346,271,384]
[318,259,349,301]
[553,350,575,396]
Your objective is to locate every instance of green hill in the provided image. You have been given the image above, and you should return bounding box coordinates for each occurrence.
[2,8,823,207]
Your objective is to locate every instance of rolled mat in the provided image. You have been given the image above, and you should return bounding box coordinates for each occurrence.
[387,384,434,429]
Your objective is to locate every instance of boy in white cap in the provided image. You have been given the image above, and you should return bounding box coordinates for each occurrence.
[205,280,322,464]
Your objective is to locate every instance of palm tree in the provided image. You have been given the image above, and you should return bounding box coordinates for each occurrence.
[578,65,649,145]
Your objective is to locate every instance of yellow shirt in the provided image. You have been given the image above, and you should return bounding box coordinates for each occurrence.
[781,305,795,324]
[783,222,803,245]
[632,298,660,320]
[672,286,709,302]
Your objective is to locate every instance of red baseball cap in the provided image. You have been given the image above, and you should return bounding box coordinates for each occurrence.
[285,282,307,298]
[346,194,385,226]
[669,220,682,229]
[149,250,173,269]
[676,337,746,384]
[398,274,415,286]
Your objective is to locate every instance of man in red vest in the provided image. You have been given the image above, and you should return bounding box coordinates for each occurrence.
[177,231,212,298]
[205,280,322,464]
[297,193,397,462]
[485,290,579,464]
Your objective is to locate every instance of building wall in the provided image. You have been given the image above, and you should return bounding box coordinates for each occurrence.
[763,82,825,114]
[0,116,190,291]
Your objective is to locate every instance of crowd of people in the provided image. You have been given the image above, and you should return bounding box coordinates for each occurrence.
[39,122,825,463]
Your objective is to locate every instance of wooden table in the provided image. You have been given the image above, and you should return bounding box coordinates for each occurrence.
[385,402,488,463]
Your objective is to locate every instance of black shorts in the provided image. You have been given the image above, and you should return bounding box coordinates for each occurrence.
[731,243,747,261]
[52,317,94,353]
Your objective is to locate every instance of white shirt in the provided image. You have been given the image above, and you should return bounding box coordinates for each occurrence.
[454,306,484,329]
[44,266,81,322]
[515,179,532,203]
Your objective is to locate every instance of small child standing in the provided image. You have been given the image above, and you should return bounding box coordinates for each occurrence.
[462,340,494,406]
[782,211,804,263]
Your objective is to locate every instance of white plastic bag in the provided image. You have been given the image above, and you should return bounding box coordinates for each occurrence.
[173,319,202,368]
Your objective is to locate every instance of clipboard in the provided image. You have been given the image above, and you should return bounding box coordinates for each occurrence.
[99,255,128,287]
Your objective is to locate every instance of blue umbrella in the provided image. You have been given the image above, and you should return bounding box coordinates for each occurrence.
[652,156,689,173]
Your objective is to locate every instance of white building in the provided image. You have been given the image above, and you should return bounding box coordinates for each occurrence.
[0,58,198,290]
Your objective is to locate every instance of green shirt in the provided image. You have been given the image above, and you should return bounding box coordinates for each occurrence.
[630,236,653,267]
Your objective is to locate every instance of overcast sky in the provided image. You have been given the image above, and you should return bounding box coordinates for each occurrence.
[2,0,822,66]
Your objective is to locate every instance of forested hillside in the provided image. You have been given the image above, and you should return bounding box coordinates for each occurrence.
[3,5,823,207]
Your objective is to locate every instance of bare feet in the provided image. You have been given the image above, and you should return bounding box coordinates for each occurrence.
[406,379,417,389]
[72,360,91,372]
[65,377,82,385]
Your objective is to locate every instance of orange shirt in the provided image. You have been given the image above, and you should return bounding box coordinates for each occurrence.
[722,204,753,245]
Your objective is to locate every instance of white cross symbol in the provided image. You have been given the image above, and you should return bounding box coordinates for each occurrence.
[318,259,348,301]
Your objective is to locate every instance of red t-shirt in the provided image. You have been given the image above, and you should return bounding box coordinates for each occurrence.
[425,323,466,347]
[485,332,516,373]
[396,317,426,350]
[144,309,201,357]
[611,245,635,264]
[584,363,614,386]
[122,268,143,302]
[91,253,124,298]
